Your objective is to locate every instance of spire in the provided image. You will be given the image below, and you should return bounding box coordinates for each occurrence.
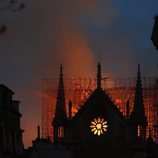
[54,64,67,123]
[133,64,146,120]
[129,64,147,141]
[97,62,102,89]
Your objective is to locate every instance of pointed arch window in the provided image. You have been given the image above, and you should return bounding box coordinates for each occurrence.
[58,126,64,138]
[137,125,141,137]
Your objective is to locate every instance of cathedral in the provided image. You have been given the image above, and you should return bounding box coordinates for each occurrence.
[27,63,158,158]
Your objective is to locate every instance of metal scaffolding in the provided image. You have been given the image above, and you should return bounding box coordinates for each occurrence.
[42,76,158,143]
[42,79,54,139]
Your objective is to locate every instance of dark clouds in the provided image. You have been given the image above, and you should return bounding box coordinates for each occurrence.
[0,0,157,147]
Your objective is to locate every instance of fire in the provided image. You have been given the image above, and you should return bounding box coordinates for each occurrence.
[42,77,158,143]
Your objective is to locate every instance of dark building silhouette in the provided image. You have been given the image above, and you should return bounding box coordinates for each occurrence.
[129,64,148,142]
[27,64,158,158]
[52,65,68,144]
[0,85,24,158]
[151,15,158,50]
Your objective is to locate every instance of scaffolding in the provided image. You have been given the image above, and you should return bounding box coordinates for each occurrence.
[42,79,55,139]
[42,76,158,143]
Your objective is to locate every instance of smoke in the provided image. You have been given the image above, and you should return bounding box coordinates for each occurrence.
[0,0,117,147]
[39,0,117,77]
[53,21,95,77]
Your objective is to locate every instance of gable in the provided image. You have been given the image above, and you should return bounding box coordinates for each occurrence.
[72,88,127,143]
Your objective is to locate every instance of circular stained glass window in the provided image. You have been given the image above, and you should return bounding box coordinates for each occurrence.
[90,117,108,136]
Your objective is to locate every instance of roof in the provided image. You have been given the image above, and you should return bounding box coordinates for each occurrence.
[0,84,14,94]
[72,88,126,123]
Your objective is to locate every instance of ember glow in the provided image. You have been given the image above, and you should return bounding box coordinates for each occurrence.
[54,21,96,77]
[42,77,158,143]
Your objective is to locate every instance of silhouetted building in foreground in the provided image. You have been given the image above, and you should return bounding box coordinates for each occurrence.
[27,64,158,158]
[151,15,158,50]
[0,85,24,158]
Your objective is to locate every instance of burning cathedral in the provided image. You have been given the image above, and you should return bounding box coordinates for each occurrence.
[26,63,158,158]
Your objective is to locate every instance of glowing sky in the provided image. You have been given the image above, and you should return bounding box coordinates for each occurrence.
[0,0,158,147]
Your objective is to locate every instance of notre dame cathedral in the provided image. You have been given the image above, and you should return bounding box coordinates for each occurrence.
[27,63,158,158]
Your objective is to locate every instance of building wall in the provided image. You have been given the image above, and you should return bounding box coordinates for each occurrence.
[0,85,24,157]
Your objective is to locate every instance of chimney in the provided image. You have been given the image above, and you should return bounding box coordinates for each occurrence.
[37,125,40,140]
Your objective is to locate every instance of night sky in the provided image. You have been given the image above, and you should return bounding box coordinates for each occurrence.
[0,0,158,147]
